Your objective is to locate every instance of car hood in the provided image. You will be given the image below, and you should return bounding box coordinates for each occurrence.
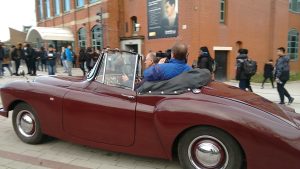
[34,76,84,87]
[201,81,299,127]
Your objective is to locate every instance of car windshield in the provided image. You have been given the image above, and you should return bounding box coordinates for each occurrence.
[96,51,138,90]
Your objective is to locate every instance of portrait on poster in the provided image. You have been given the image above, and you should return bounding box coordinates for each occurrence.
[147,0,178,39]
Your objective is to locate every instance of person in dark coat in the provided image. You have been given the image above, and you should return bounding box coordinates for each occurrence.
[274,47,294,105]
[11,43,24,76]
[23,43,36,75]
[261,59,274,88]
[47,45,56,75]
[79,48,87,76]
[197,46,213,73]
[236,48,253,92]
[0,43,4,77]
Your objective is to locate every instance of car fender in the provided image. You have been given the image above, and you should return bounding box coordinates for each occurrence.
[152,96,300,169]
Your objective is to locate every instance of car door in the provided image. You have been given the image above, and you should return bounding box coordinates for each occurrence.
[62,51,137,146]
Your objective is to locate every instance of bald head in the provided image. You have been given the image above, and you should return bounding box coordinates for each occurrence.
[172,43,188,60]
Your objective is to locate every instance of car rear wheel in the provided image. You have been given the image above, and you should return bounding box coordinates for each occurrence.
[178,126,243,169]
[12,103,44,144]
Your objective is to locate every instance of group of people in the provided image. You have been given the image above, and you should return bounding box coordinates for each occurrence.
[0,42,77,76]
[235,47,294,105]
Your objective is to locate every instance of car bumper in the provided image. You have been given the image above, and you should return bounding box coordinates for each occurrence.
[0,108,8,117]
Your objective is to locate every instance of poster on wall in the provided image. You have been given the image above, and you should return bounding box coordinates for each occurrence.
[147,0,178,39]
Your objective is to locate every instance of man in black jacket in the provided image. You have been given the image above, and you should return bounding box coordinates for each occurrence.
[236,48,253,92]
[274,47,294,104]
[11,43,24,76]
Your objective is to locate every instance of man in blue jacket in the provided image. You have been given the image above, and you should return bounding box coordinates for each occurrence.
[65,44,74,76]
[144,42,191,81]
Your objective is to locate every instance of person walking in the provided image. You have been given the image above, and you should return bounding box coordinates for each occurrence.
[197,46,214,73]
[235,48,253,92]
[47,45,56,75]
[39,47,47,72]
[79,48,87,76]
[0,43,5,77]
[10,45,16,74]
[11,43,23,76]
[2,45,12,76]
[65,44,74,76]
[261,59,274,89]
[274,47,294,105]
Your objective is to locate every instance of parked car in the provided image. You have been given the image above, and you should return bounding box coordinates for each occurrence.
[1,50,300,169]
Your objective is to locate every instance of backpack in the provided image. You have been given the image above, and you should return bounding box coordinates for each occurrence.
[243,59,257,76]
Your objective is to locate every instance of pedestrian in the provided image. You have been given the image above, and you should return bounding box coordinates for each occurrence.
[40,47,47,72]
[86,47,93,72]
[0,43,5,77]
[2,44,12,76]
[10,45,16,74]
[47,45,56,75]
[197,46,214,73]
[60,46,68,73]
[79,48,86,76]
[236,48,253,92]
[11,43,23,76]
[35,48,41,71]
[65,44,74,76]
[274,47,294,105]
[261,59,274,89]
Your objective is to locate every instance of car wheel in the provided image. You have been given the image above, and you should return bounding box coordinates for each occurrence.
[178,126,243,169]
[12,103,44,144]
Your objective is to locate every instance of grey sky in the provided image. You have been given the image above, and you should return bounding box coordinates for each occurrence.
[0,0,36,41]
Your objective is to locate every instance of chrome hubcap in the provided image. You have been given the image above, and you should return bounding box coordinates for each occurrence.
[17,110,36,137]
[188,136,229,169]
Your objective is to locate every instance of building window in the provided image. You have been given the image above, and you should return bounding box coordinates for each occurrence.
[64,0,71,12]
[289,0,300,13]
[54,0,60,16]
[220,0,226,23]
[90,0,99,3]
[91,25,103,50]
[45,0,51,18]
[131,16,137,32]
[78,28,87,49]
[38,0,44,20]
[76,0,84,8]
[288,29,299,60]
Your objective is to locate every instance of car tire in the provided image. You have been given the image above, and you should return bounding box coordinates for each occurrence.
[178,126,243,169]
[12,103,44,144]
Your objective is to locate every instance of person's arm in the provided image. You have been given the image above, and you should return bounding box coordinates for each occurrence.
[143,65,161,81]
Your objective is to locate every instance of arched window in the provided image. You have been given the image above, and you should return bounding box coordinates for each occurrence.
[91,25,103,50]
[288,29,299,60]
[78,28,87,49]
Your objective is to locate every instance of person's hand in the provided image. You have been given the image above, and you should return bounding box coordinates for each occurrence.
[276,78,282,84]
[122,74,129,82]
[158,58,167,64]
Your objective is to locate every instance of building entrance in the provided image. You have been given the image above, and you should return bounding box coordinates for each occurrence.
[214,51,228,81]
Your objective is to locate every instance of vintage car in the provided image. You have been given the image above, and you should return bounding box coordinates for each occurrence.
[0,50,300,169]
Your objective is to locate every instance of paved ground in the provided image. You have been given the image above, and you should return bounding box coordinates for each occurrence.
[0,65,299,169]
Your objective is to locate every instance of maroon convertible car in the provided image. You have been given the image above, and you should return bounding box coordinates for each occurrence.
[1,50,300,169]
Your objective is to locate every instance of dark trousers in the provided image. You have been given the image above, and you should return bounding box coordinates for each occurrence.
[28,60,36,75]
[15,60,20,74]
[239,79,253,92]
[262,76,274,88]
[80,62,86,76]
[277,81,291,103]
[25,59,31,74]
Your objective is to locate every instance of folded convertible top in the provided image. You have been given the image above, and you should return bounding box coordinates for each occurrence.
[137,68,212,95]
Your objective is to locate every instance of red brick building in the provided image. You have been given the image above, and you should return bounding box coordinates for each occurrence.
[34,0,300,80]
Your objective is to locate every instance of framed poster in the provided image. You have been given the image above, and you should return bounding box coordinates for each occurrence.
[147,0,178,39]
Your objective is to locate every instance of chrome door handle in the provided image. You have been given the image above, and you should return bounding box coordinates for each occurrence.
[121,94,135,100]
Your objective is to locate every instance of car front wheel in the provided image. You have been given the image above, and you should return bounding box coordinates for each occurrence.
[178,126,243,169]
[12,103,44,144]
